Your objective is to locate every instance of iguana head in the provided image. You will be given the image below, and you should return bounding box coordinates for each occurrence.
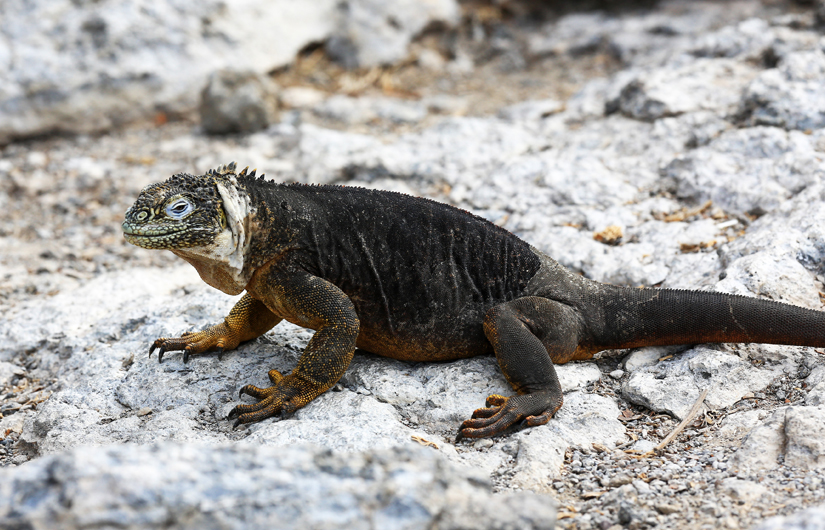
[123,162,255,294]
[122,174,226,250]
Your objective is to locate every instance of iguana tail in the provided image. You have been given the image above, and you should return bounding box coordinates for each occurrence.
[590,286,825,350]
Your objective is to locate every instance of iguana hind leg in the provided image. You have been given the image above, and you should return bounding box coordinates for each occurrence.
[458,296,582,439]
[150,293,281,363]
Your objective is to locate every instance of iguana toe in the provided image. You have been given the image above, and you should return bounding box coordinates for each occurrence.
[457,392,563,439]
[239,384,276,400]
[228,393,283,427]
[148,331,229,364]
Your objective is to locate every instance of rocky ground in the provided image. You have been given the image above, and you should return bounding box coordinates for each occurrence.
[2,1,825,529]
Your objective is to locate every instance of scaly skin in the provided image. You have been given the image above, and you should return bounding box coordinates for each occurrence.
[123,162,825,438]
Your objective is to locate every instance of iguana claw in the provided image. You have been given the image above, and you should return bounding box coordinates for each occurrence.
[149,339,168,363]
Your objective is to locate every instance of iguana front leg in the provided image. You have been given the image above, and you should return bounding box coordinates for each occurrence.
[150,293,281,363]
[227,271,360,428]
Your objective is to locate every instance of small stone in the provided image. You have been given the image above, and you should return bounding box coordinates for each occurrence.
[0,403,22,415]
[593,225,623,246]
[121,353,134,370]
[280,87,326,110]
[500,441,519,456]
[609,473,634,488]
[721,516,740,529]
[655,502,681,515]
[497,99,563,122]
[26,151,48,167]
[424,95,469,116]
[719,478,768,502]
[136,408,153,417]
[632,479,652,495]
[629,439,657,454]
[417,48,446,71]
[610,369,625,379]
[200,69,279,134]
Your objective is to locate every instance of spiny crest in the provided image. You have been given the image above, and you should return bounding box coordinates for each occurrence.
[204,161,269,184]
[237,165,268,182]
[205,161,238,178]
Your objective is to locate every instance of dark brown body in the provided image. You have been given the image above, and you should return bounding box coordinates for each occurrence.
[128,167,825,438]
[242,184,543,363]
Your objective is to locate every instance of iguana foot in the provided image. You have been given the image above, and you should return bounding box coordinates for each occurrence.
[456,392,563,440]
[148,294,282,364]
[227,369,294,428]
[149,325,235,363]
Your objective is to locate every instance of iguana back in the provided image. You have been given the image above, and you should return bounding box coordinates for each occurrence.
[245,182,542,359]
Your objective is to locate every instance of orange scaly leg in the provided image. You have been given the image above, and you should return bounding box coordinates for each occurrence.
[150,293,280,363]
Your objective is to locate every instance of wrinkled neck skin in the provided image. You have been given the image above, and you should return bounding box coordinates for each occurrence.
[172,179,255,295]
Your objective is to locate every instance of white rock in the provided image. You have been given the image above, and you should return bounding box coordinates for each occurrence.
[617,59,759,122]
[622,346,782,419]
[629,439,657,454]
[326,0,459,69]
[721,252,822,309]
[557,363,602,393]
[0,0,337,144]
[806,365,825,387]
[751,504,825,530]
[718,409,765,439]
[718,477,769,503]
[498,99,564,123]
[279,87,327,109]
[732,405,825,472]
[417,48,447,71]
[784,405,825,469]
[730,407,788,473]
[742,50,825,130]
[0,443,557,530]
[199,70,279,134]
[244,390,428,452]
[807,382,825,406]
[624,346,689,373]
[665,126,821,216]
[511,392,624,490]
[314,95,427,126]
[0,361,25,388]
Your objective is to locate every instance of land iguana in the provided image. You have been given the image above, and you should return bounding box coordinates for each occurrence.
[122,162,825,439]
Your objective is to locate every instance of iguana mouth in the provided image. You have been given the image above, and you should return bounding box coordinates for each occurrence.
[122,222,190,248]
[121,222,187,236]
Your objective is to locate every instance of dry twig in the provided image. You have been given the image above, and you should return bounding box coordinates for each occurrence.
[656,388,709,451]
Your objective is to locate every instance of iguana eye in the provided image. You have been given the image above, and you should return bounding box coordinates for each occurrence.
[166,199,192,219]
